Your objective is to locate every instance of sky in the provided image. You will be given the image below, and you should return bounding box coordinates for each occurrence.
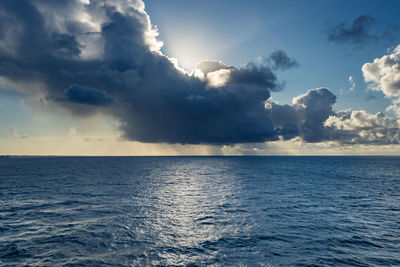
[0,0,400,155]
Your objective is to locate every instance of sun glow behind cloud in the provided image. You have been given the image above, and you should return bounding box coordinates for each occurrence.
[163,37,216,71]
[159,24,235,71]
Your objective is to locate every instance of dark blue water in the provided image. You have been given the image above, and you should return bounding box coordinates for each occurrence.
[1,156,400,266]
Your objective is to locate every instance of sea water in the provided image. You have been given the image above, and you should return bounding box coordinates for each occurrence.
[1,156,400,266]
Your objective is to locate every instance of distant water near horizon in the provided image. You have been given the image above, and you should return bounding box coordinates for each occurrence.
[1,156,400,266]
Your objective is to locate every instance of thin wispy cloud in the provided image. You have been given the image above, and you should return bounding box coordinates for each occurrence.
[327,14,399,48]
[10,128,30,139]
[327,15,378,46]
[348,76,355,92]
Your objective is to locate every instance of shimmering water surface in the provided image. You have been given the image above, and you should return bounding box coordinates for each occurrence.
[1,156,400,266]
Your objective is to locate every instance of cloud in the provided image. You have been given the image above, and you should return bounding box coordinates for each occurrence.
[268,50,299,70]
[0,0,284,144]
[324,110,400,145]
[63,85,113,106]
[362,45,400,97]
[362,45,400,116]
[348,76,355,91]
[0,0,399,146]
[194,60,284,91]
[327,15,378,46]
[268,88,337,142]
[327,15,400,48]
[195,60,231,76]
[269,87,400,145]
[68,127,78,137]
[10,128,30,139]
[385,98,400,118]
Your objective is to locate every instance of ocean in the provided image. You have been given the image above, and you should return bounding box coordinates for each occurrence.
[1,156,399,266]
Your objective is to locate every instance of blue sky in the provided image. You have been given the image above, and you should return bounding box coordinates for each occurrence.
[145,0,399,110]
[1,0,400,155]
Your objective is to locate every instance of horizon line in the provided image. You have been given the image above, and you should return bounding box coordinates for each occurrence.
[2,154,400,157]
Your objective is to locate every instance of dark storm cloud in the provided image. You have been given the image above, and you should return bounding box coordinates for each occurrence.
[64,85,113,106]
[230,63,282,91]
[293,88,337,142]
[195,60,283,91]
[268,88,337,142]
[0,0,398,145]
[0,0,283,144]
[327,15,378,46]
